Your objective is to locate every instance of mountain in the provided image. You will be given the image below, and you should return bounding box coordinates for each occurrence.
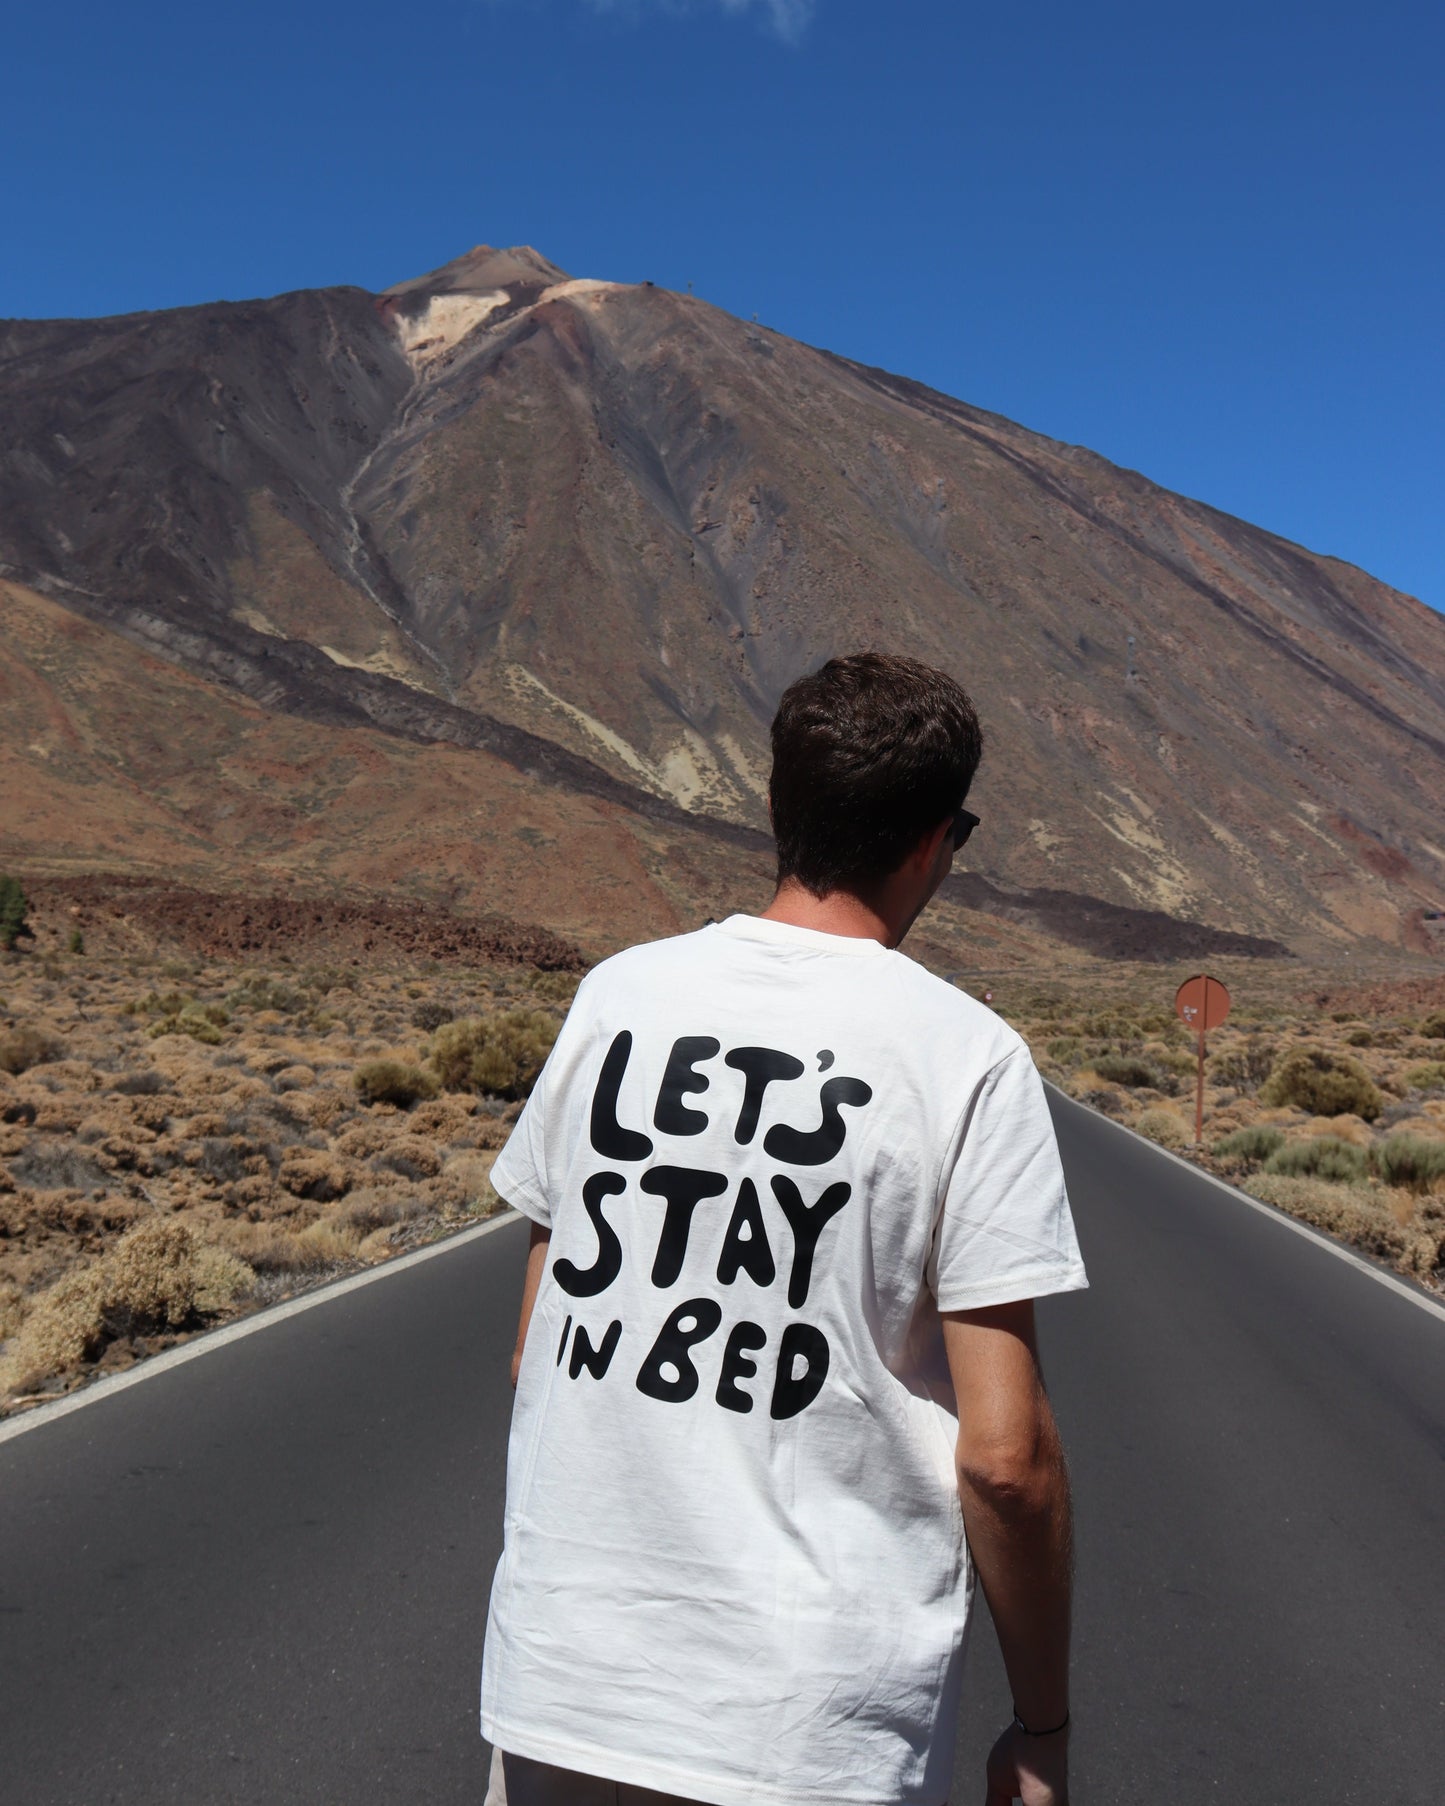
[2,244,1443,963]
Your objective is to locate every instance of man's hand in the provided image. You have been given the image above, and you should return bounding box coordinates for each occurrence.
[984,1719,1069,1805]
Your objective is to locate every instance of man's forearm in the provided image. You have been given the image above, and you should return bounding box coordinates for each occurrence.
[957,1411,1073,1729]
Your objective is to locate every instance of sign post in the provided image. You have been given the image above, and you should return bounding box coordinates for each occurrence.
[1174,974,1232,1146]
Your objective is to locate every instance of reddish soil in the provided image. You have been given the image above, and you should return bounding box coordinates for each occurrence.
[28,876,588,972]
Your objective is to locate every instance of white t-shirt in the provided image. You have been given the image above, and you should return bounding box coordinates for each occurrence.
[481,914,1086,1806]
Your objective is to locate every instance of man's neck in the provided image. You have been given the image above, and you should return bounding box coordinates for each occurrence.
[759,879,895,948]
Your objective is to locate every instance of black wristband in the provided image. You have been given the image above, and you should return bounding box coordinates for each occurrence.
[1012,1708,1070,1738]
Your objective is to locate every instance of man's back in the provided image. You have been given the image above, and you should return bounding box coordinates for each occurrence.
[482,912,1085,1806]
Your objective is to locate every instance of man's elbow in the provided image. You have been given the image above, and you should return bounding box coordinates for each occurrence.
[956,1429,1065,1518]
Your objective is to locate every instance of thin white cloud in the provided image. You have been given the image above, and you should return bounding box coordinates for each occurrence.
[574,0,818,46]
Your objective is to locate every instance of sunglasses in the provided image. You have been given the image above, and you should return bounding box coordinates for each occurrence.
[952,807,980,850]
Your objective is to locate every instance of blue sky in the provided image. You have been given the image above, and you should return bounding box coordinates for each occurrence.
[6,0,1442,613]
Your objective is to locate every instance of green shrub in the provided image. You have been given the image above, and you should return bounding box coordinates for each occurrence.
[126,988,191,1018]
[1213,1125,1286,1163]
[1405,1061,1445,1093]
[1092,1055,1159,1089]
[0,1024,64,1075]
[527,970,582,1005]
[1418,1012,1445,1041]
[1345,1028,1373,1048]
[147,1001,228,1045]
[1369,1134,1445,1194]
[1046,1037,1083,1063]
[1263,1137,1368,1182]
[1208,1036,1279,1093]
[0,876,31,951]
[430,1010,558,1099]
[1077,1012,1143,1042]
[411,1001,455,1033]
[353,1060,439,1109]
[226,975,303,1014]
[1259,1046,1383,1121]
[67,928,85,955]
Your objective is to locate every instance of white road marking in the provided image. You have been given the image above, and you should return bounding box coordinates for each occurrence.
[0,1210,523,1447]
[1047,1083,1445,1326]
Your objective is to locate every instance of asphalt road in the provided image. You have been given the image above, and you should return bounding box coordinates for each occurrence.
[2,1090,1442,1804]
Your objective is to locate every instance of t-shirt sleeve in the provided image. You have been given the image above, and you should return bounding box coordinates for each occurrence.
[927,1043,1088,1312]
[488,1052,556,1228]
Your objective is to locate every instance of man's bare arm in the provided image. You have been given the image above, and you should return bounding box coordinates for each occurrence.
[511,1221,552,1388]
[943,1300,1072,1806]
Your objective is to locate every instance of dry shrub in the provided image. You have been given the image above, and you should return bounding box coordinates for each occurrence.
[12,1135,118,1192]
[1092,1055,1160,1090]
[1135,1107,1189,1149]
[407,1096,480,1138]
[1260,1046,1383,1121]
[1,1218,209,1393]
[337,1187,425,1236]
[1419,1012,1445,1041]
[1243,1174,1440,1276]
[278,1150,352,1201]
[292,1220,364,1265]
[334,1118,398,1160]
[284,1086,351,1130]
[354,1060,439,1109]
[2,1266,108,1388]
[0,1276,27,1340]
[221,1220,343,1274]
[102,1218,200,1330]
[1308,1113,1372,1147]
[0,1025,64,1075]
[411,1001,455,1032]
[443,1152,500,1214]
[369,1135,440,1179]
[1405,1061,1445,1093]
[430,1011,557,1099]
[192,1245,256,1313]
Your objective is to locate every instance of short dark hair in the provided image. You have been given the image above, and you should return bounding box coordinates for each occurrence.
[769,652,984,896]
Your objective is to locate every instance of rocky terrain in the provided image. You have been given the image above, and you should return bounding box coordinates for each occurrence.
[3,246,1444,961]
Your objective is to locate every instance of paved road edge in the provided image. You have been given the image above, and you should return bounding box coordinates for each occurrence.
[1044,1080,1445,1327]
[0,1209,525,1448]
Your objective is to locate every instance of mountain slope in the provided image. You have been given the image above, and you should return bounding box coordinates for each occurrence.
[2,245,1442,958]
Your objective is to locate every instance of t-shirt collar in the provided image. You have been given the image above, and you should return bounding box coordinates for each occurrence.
[712,912,892,956]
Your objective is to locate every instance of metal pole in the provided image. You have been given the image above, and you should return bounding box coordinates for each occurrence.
[1195,1023,1206,1146]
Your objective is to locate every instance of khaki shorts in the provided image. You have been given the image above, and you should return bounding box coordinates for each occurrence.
[485,1745,711,1806]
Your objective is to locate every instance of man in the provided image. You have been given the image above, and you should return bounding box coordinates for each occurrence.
[482,652,1086,1806]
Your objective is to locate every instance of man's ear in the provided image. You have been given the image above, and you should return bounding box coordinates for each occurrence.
[908,817,954,874]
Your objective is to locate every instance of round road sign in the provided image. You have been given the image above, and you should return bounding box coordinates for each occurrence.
[1175,974,1231,1033]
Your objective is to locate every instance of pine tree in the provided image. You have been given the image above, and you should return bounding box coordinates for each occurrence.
[0,876,31,951]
